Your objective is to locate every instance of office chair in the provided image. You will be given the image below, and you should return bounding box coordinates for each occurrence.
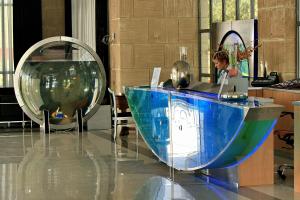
[275,111,294,180]
[108,88,138,141]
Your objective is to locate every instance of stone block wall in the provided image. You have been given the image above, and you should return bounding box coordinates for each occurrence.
[109,0,199,93]
[258,0,296,81]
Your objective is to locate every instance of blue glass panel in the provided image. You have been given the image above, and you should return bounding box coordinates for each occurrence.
[125,86,281,170]
[169,92,244,170]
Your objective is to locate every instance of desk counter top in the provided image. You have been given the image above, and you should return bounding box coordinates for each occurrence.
[293,101,300,106]
[248,87,300,94]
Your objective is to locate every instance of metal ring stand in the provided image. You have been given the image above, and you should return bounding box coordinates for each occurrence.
[41,109,84,135]
[42,110,50,134]
[76,109,83,134]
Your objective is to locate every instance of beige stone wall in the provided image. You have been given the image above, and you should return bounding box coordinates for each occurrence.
[42,0,65,38]
[258,0,296,81]
[109,0,199,93]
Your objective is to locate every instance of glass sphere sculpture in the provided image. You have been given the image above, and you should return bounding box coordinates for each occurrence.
[170,60,191,88]
[14,36,106,129]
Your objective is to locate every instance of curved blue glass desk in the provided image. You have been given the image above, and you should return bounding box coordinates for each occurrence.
[125,86,283,170]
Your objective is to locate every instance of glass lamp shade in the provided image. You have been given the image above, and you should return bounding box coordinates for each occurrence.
[14,36,106,130]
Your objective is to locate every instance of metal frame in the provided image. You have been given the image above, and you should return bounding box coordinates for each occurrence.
[0,1,14,87]
[199,0,257,81]
[1,0,6,87]
[236,0,240,20]
[297,0,300,78]
[14,36,107,130]
[108,87,138,141]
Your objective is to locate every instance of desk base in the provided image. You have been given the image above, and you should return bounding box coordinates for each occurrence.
[205,132,274,187]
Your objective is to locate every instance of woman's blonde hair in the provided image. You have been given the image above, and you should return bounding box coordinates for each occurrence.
[213,50,229,64]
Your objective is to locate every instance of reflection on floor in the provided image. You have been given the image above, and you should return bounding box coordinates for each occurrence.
[0,128,299,200]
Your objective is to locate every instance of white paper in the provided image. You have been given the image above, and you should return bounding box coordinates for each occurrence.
[151,67,161,88]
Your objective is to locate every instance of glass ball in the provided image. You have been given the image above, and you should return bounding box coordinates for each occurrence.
[14,36,106,129]
[170,60,191,88]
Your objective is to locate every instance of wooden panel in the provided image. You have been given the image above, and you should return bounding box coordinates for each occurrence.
[263,89,273,98]
[273,91,287,109]
[271,90,298,112]
[238,132,274,186]
[256,89,263,97]
[286,93,297,112]
[248,89,263,97]
[295,105,300,192]
[248,90,257,97]
[261,89,299,153]
[294,93,300,101]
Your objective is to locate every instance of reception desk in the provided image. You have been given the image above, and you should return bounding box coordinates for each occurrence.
[125,86,283,186]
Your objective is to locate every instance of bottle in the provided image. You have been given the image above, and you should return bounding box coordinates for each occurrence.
[170,47,191,88]
[260,61,264,77]
[264,61,268,78]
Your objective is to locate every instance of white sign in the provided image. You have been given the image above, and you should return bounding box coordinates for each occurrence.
[151,67,161,88]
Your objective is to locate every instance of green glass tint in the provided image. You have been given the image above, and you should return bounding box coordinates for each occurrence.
[240,0,251,20]
[225,0,236,21]
[200,0,210,29]
[212,0,222,22]
[255,0,258,18]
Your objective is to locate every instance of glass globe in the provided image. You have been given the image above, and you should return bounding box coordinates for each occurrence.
[14,36,106,129]
[170,60,191,88]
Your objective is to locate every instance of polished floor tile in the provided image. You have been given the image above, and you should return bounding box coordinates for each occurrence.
[0,129,297,200]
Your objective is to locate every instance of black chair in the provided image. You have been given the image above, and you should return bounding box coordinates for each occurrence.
[275,111,294,180]
[108,88,138,140]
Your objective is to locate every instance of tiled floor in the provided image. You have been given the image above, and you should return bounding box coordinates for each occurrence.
[0,128,299,200]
